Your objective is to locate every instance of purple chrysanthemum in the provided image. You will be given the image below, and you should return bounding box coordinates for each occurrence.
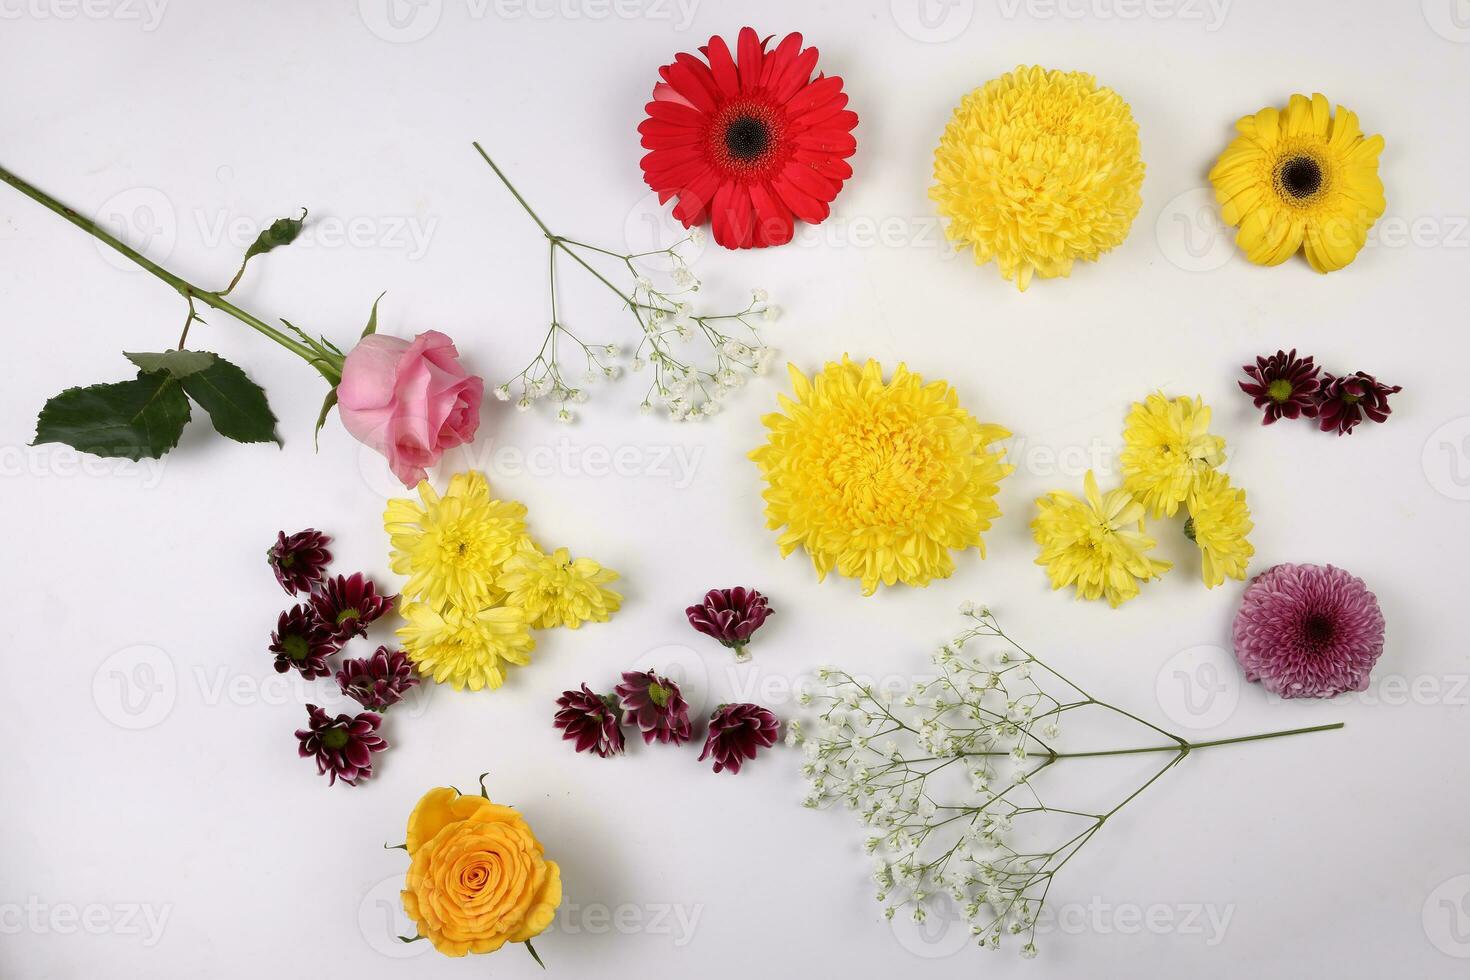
[266,528,333,596]
[615,670,692,746]
[295,703,387,786]
[698,703,780,775]
[1238,349,1321,425]
[336,647,419,711]
[1316,371,1401,436]
[686,587,774,660]
[1232,563,1385,698]
[554,684,626,758]
[269,604,340,679]
[311,572,396,643]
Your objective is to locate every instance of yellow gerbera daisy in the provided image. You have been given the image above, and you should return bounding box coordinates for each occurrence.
[1032,471,1172,608]
[397,601,534,691]
[498,545,622,630]
[1120,393,1226,519]
[749,358,1012,596]
[931,65,1144,291]
[1209,92,1385,272]
[1185,470,1254,588]
[384,470,528,609]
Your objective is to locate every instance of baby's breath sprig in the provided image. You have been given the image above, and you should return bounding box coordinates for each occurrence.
[791,605,1342,958]
[474,144,778,422]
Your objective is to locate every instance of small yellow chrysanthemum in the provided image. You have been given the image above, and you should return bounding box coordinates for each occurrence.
[1185,470,1254,588]
[1032,471,1172,608]
[397,601,534,692]
[1209,93,1385,272]
[385,471,528,609]
[1120,393,1226,519]
[749,358,1012,596]
[931,65,1145,291]
[498,545,623,630]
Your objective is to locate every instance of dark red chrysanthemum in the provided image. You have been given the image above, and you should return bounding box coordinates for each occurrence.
[311,573,395,643]
[267,528,333,595]
[1238,349,1321,425]
[295,703,387,786]
[615,669,693,746]
[269,603,340,679]
[686,587,773,660]
[699,702,780,775]
[638,26,859,249]
[1232,563,1385,698]
[337,646,419,711]
[554,684,626,758]
[1316,371,1401,436]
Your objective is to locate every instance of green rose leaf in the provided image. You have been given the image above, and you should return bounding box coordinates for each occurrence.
[222,209,308,294]
[124,349,217,378]
[178,355,282,446]
[34,370,191,460]
[314,386,338,450]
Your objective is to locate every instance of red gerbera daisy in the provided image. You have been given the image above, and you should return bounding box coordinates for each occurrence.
[638,27,859,250]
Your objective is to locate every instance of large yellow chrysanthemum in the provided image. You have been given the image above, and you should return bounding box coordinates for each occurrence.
[1209,93,1385,272]
[1185,469,1254,588]
[385,471,529,609]
[397,601,534,692]
[931,65,1144,291]
[1120,392,1226,519]
[749,358,1012,596]
[1032,471,1171,608]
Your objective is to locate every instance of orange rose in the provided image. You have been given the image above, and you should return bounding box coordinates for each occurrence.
[400,786,562,957]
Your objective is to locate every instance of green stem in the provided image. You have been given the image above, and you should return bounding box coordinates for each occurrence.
[0,162,338,384]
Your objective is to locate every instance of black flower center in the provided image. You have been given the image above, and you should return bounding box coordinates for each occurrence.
[724,116,771,162]
[1301,613,1335,649]
[1279,156,1323,199]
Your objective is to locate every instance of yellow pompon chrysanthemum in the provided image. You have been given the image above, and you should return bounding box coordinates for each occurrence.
[385,471,529,609]
[749,358,1012,596]
[1209,93,1385,272]
[931,65,1144,291]
[397,601,534,691]
[1185,470,1254,588]
[1032,471,1172,608]
[498,546,623,630]
[1120,393,1226,519]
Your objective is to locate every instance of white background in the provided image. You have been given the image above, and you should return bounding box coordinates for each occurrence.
[2,1,1468,977]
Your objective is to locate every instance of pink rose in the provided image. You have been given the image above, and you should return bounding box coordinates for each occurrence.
[337,330,484,487]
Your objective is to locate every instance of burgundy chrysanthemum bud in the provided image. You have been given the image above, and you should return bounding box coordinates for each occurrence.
[295,703,387,786]
[1315,371,1401,436]
[686,587,773,661]
[615,670,692,746]
[269,603,340,679]
[337,646,419,711]
[311,572,396,643]
[554,684,626,758]
[1238,349,1321,425]
[699,702,780,775]
[266,528,333,596]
